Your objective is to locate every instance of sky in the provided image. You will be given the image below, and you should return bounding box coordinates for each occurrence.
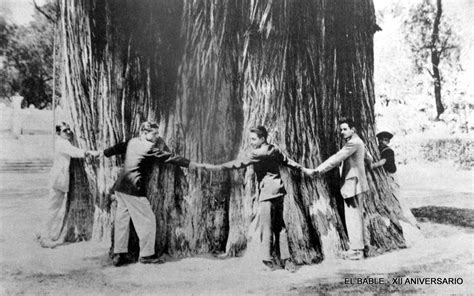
[0,0,47,25]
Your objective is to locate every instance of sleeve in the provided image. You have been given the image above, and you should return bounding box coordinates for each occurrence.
[103,141,129,157]
[316,140,358,174]
[157,150,191,168]
[217,152,261,170]
[277,149,303,171]
[57,140,86,158]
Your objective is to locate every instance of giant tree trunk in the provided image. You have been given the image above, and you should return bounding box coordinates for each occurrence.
[59,0,418,263]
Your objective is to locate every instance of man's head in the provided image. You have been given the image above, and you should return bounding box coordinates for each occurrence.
[339,117,356,139]
[249,126,268,149]
[140,121,160,142]
[55,122,73,140]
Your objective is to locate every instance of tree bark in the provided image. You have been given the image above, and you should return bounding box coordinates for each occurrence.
[59,0,419,264]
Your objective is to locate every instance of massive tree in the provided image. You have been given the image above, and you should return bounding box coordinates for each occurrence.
[59,0,418,264]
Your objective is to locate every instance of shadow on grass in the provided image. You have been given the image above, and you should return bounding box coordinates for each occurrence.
[412,206,474,229]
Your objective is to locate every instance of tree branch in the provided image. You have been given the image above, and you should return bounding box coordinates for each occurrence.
[426,67,434,78]
[33,0,56,24]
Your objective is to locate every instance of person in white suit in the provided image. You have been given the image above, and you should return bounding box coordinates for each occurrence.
[38,122,99,248]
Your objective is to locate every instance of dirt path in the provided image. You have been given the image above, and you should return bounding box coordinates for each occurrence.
[0,163,472,295]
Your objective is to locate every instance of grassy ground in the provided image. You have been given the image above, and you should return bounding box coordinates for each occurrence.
[0,161,472,295]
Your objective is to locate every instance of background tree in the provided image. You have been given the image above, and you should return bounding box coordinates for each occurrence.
[59,0,418,263]
[1,2,58,108]
[403,0,462,120]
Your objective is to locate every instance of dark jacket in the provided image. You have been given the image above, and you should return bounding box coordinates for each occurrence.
[216,143,303,201]
[104,137,190,196]
[379,145,397,173]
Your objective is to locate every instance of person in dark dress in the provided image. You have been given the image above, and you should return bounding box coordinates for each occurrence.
[372,131,418,228]
[194,126,313,272]
[371,131,396,173]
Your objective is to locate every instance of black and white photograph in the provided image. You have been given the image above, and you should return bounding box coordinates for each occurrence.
[0,0,472,294]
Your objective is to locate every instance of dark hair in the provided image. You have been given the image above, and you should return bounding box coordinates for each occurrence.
[55,122,69,134]
[140,121,159,134]
[339,117,355,129]
[250,125,268,140]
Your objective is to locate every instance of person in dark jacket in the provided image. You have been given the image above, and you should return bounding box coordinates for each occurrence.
[194,126,313,272]
[103,121,190,266]
[371,131,396,173]
[372,131,418,228]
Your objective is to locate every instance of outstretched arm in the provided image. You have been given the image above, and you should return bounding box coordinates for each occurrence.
[371,158,386,169]
[57,140,98,158]
[278,150,314,176]
[191,162,224,171]
[313,140,357,175]
[145,148,189,168]
[103,141,129,158]
[194,153,260,171]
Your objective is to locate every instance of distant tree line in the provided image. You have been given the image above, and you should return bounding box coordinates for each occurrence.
[0,2,58,109]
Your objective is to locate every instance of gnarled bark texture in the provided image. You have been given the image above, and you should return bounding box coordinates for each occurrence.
[59,0,418,264]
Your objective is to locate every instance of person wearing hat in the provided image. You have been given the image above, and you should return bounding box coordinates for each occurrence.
[373,130,419,231]
[372,131,396,173]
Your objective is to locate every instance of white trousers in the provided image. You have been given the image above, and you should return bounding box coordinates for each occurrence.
[114,191,156,257]
[42,189,68,242]
[344,194,364,250]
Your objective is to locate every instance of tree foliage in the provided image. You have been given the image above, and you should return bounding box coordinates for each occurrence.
[0,3,58,108]
[403,0,462,118]
[374,0,471,137]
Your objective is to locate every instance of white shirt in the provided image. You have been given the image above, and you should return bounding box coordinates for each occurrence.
[49,136,86,192]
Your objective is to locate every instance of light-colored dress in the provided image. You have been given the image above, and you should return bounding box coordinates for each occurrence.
[39,136,86,247]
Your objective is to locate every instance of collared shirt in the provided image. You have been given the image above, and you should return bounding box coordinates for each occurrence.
[216,143,302,201]
[104,137,190,196]
[49,136,86,192]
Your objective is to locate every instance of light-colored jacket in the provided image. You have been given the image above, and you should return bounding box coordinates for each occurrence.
[49,136,86,192]
[316,134,370,198]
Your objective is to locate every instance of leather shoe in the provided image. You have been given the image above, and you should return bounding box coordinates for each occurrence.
[112,254,129,266]
[139,255,164,264]
[262,260,275,271]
